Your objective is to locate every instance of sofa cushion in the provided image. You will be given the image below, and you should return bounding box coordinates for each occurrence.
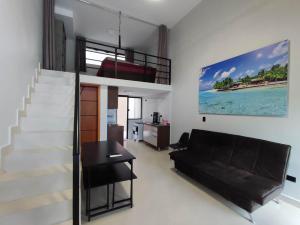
[212,133,236,164]
[254,140,291,183]
[194,161,252,186]
[229,175,281,205]
[170,151,204,177]
[170,150,203,165]
[230,136,262,172]
[187,129,216,160]
[194,161,281,204]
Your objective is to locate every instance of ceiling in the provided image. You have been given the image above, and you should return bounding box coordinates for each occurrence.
[55,0,202,51]
[84,0,203,28]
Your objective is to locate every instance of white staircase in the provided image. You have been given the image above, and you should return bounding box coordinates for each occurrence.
[0,69,75,225]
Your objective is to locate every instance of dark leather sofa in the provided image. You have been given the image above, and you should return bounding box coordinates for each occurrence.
[169,129,291,213]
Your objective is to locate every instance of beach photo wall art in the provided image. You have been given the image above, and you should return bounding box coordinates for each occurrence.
[199,40,289,116]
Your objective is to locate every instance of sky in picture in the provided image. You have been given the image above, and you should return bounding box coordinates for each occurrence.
[199,40,289,91]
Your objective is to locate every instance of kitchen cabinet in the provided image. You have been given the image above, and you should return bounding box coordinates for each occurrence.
[143,123,170,150]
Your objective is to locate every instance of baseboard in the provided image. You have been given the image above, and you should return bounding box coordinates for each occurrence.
[0,144,12,172]
[280,194,300,208]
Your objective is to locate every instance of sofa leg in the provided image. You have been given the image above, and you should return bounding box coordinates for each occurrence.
[248,213,255,224]
[273,198,280,204]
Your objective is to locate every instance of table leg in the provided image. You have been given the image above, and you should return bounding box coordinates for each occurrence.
[87,168,91,222]
[85,190,88,216]
[107,184,110,209]
[130,160,133,208]
[112,183,115,208]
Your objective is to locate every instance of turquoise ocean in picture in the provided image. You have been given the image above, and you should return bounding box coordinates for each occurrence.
[199,40,289,116]
[199,85,288,116]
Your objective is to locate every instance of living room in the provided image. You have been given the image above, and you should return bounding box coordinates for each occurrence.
[1,0,300,225]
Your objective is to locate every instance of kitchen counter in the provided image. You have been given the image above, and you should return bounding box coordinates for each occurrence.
[143,122,170,127]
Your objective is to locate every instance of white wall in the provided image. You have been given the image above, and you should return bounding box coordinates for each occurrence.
[157,93,172,123]
[99,86,108,141]
[169,0,300,199]
[66,38,75,72]
[143,93,171,123]
[0,0,42,147]
[143,98,158,122]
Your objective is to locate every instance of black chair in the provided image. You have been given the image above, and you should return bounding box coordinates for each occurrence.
[169,132,189,151]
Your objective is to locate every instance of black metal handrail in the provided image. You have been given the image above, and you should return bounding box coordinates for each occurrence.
[80,38,172,85]
[73,38,81,225]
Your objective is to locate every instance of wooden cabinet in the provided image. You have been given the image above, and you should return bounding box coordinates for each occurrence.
[143,123,170,150]
[107,125,124,146]
[108,86,118,109]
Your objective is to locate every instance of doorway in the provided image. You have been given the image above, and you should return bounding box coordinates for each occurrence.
[117,96,143,140]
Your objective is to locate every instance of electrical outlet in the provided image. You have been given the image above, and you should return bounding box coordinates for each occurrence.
[287,175,296,183]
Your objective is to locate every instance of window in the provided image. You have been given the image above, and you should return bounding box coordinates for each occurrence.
[86,48,125,66]
[128,97,142,119]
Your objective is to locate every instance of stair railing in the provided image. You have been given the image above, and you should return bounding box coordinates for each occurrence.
[73,38,81,225]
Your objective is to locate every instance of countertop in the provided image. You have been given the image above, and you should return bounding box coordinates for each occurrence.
[143,122,170,127]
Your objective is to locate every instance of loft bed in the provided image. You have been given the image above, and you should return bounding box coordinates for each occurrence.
[77,38,171,85]
[97,57,156,83]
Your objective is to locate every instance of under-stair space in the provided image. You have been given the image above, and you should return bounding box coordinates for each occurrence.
[0,70,75,225]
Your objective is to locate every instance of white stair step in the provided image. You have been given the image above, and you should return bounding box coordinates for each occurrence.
[2,148,72,172]
[30,94,74,107]
[55,220,72,225]
[0,163,72,183]
[34,83,74,95]
[0,200,72,225]
[0,172,72,203]
[38,76,74,85]
[13,131,73,150]
[41,69,75,78]
[31,92,74,100]
[26,103,74,117]
[21,116,73,131]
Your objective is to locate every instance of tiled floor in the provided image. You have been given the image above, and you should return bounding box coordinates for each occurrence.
[82,140,300,225]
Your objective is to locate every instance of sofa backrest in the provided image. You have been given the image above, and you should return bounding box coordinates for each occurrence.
[230,136,263,172]
[188,129,215,160]
[211,132,236,164]
[188,129,291,183]
[254,140,291,183]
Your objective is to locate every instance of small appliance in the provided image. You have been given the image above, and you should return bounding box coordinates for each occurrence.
[152,112,161,124]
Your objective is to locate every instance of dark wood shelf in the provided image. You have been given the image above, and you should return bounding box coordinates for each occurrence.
[83,163,137,189]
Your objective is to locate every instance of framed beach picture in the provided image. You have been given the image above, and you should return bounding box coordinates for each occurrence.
[199,40,289,116]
